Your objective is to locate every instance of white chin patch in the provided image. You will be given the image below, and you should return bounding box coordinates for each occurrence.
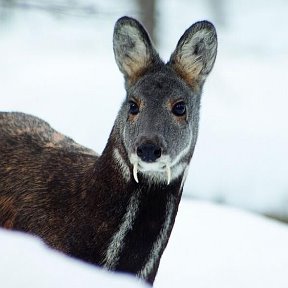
[130,154,172,185]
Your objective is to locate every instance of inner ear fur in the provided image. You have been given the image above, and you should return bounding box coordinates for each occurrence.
[169,21,217,90]
[113,16,162,86]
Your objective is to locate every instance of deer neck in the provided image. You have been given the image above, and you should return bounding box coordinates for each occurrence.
[91,126,184,283]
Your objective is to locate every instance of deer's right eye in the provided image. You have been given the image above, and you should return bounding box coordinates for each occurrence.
[172,101,186,117]
[128,101,139,115]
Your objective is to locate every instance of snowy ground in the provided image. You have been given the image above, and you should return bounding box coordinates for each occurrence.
[2,199,288,288]
[1,228,149,288]
[155,200,288,288]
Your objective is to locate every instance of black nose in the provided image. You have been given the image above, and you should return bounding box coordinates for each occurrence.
[136,143,162,162]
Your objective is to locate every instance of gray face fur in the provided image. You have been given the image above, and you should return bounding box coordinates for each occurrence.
[113,17,217,185]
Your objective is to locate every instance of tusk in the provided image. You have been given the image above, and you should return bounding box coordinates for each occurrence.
[166,164,171,185]
[133,161,139,183]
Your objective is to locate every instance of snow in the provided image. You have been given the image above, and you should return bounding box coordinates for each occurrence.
[1,199,288,287]
[1,228,149,288]
[155,200,288,288]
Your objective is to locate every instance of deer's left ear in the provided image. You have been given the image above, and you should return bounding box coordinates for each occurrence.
[169,21,217,90]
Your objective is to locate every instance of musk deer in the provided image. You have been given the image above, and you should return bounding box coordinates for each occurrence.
[0,17,217,284]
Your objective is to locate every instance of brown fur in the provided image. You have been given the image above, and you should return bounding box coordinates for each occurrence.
[0,112,97,248]
[171,58,202,91]
[126,60,153,86]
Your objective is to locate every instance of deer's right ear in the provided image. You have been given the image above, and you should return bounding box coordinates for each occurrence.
[113,16,161,86]
[169,21,217,90]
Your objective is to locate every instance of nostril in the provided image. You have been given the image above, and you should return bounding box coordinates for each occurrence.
[136,143,162,162]
[154,148,161,159]
[137,146,144,157]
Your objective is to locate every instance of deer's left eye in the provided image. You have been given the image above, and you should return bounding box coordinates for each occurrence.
[129,101,139,115]
[172,101,186,116]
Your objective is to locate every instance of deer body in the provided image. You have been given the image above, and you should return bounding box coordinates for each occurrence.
[0,17,217,284]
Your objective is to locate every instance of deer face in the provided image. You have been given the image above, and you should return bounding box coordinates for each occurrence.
[121,70,196,185]
[113,17,217,185]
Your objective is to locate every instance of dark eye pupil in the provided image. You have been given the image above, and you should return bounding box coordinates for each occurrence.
[129,101,139,115]
[172,102,186,116]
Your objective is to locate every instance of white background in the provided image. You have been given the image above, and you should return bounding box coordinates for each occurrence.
[1,0,287,217]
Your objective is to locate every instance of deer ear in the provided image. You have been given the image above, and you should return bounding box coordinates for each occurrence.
[169,21,217,90]
[113,16,161,86]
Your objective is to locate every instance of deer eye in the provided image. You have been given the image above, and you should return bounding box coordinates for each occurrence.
[128,101,139,115]
[172,101,186,116]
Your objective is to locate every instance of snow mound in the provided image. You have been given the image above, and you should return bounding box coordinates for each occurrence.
[155,200,288,288]
[0,229,148,288]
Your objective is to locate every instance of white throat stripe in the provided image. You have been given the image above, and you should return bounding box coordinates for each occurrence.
[103,190,140,269]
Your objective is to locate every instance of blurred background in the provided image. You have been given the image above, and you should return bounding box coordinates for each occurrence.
[0,0,287,222]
